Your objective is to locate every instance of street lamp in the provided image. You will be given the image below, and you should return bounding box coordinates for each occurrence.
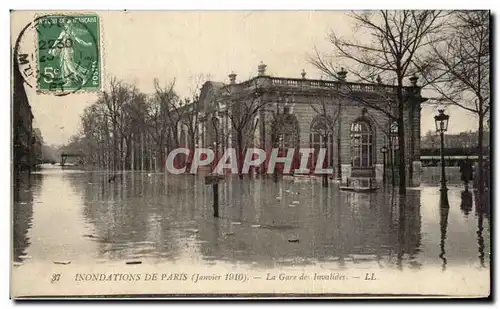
[380,145,388,184]
[434,109,450,207]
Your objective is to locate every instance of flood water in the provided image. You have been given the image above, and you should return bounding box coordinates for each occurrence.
[13,165,490,272]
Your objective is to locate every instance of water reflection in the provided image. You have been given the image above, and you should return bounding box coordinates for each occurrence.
[13,175,34,263]
[439,206,449,271]
[13,173,43,263]
[12,168,491,272]
[474,192,490,268]
[74,172,197,262]
[460,190,473,217]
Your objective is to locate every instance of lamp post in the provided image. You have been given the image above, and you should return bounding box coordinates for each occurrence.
[434,109,450,208]
[380,145,388,184]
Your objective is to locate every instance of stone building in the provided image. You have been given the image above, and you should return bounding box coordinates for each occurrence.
[196,63,426,185]
[13,60,35,174]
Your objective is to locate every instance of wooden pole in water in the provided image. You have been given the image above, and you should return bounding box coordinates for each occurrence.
[212,182,219,217]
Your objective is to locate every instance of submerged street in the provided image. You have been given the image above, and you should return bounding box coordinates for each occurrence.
[13,165,490,273]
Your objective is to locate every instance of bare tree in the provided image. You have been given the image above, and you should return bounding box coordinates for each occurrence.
[421,11,490,193]
[100,78,135,171]
[151,78,179,170]
[311,10,445,194]
[221,80,266,179]
[182,74,210,150]
[121,86,148,170]
[310,96,341,187]
[371,116,398,186]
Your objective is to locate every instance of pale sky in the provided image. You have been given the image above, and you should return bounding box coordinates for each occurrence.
[11,11,478,146]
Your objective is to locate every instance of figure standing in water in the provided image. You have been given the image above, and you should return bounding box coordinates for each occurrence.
[459,156,473,191]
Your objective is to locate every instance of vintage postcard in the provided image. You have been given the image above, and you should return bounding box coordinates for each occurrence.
[11,10,491,299]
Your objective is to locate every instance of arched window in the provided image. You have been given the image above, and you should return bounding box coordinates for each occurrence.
[310,116,334,167]
[272,114,299,149]
[350,121,373,168]
[389,121,400,167]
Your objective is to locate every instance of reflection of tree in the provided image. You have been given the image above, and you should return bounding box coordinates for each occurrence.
[474,192,490,268]
[13,173,42,262]
[195,179,419,268]
[74,172,198,261]
[394,191,422,270]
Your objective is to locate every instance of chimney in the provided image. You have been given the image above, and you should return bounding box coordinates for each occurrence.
[228,71,237,84]
[257,61,267,76]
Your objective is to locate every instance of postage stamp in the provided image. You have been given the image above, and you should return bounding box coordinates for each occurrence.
[36,14,101,93]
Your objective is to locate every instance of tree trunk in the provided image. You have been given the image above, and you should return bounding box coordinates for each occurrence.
[158,139,164,172]
[113,123,118,171]
[131,133,135,171]
[389,137,395,186]
[120,136,125,171]
[323,137,328,188]
[408,105,414,186]
[477,115,484,194]
[237,132,244,179]
[148,135,153,171]
[337,103,342,180]
[397,115,406,195]
[141,132,144,171]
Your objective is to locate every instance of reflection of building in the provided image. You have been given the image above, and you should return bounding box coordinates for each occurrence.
[198,63,426,185]
[13,175,36,262]
[13,60,34,173]
[194,180,422,267]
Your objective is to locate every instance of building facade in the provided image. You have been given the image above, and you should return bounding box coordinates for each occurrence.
[13,60,35,174]
[195,63,425,186]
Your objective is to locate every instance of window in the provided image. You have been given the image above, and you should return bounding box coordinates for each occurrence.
[350,121,373,168]
[310,116,334,167]
[389,121,400,167]
[276,132,296,148]
[273,114,299,149]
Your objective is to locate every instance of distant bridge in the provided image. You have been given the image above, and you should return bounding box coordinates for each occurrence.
[60,153,85,167]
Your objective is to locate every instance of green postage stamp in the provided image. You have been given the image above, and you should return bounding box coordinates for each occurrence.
[36,14,101,93]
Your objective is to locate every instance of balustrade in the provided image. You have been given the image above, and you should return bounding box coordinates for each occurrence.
[264,77,414,95]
